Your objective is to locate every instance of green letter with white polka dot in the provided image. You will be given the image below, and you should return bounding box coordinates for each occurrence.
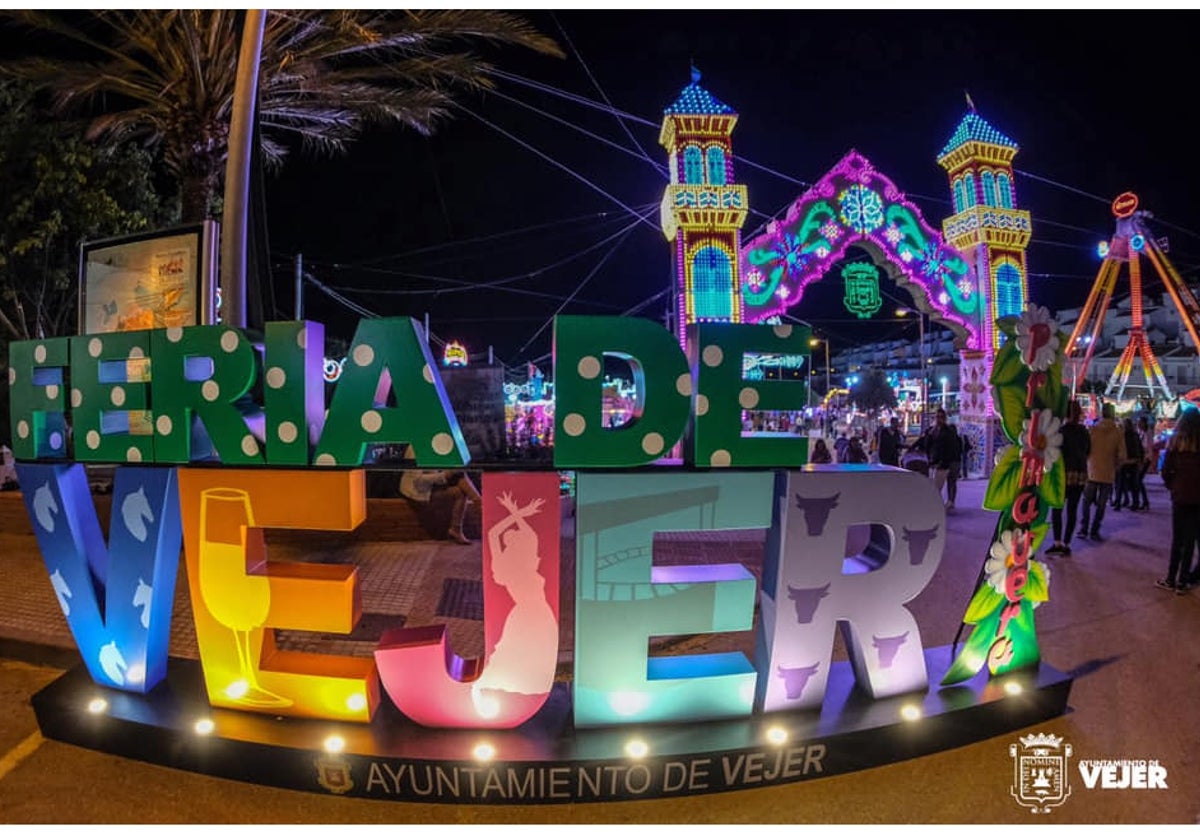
[313,317,468,467]
[7,337,70,461]
[689,322,810,468]
[69,331,156,464]
[149,325,263,465]
[552,316,690,468]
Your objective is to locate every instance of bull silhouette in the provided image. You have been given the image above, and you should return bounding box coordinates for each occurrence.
[794,492,839,536]
[786,582,830,624]
[901,525,939,566]
[777,663,821,700]
[872,631,909,668]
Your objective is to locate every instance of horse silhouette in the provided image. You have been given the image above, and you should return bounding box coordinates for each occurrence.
[133,578,153,629]
[121,486,155,543]
[99,640,128,685]
[33,482,59,533]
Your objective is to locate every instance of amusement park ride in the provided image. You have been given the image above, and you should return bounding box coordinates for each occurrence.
[1066,191,1200,401]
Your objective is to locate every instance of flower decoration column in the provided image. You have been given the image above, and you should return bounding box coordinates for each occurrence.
[943,304,1067,684]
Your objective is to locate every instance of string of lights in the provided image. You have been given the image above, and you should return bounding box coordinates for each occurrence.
[281,54,1200,369]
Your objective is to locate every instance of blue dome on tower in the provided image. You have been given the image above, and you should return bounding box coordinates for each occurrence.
[664,67,735,116]
[939,112,1017,158]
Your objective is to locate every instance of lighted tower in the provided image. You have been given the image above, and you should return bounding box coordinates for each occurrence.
[937,106,1033,356]
[937,105,1032,476]
[660,68,749,346]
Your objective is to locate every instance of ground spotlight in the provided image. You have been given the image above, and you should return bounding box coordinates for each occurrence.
[86,697,108,714]
[900,703,922,722]
[624,739,649,759]
[193,718,215,736]
[323,734,345,753]
[473,742,496,762]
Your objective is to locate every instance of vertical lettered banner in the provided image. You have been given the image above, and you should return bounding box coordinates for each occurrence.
[573,471,771,727]
[375,471,561,728]
[16,463,181,692]
[177,467,377,722]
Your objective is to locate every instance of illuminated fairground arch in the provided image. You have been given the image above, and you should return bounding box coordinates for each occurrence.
[741,151,983,351]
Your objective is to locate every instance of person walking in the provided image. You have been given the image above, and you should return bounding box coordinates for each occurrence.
[1079,402,1127,541]
[1134,415,1155,510]
[1158,409,1200,593]
[845,435,869,464]
[1113,418,1142,510]
[927,408,963,510]
[1046,400,1090,557]
[876,416,902,467]
[834,430,850,464]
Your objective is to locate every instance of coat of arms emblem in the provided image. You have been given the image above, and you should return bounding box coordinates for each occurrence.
[1010,732,1072,813]
[315,755,354,795]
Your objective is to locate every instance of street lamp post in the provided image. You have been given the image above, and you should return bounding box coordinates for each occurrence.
[940,376,949,408]
[809,336,830,435]
[897,308,927,429]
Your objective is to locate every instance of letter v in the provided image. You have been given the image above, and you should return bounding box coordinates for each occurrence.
[1078,764,1102,789]
[17,463,181,692]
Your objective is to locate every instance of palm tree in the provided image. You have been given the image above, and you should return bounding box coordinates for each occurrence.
[0,10,563,221]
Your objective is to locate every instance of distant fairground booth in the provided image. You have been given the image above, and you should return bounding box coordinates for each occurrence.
[661,72,1034,476]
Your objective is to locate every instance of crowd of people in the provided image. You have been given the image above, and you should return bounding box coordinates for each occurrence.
[1027,399,1197,596]
[811,409,971,511]
[401,397,1200,593]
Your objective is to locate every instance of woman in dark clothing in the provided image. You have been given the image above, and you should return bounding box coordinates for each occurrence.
[1158,409,1200,592]
[1047,401,1090,557]
[810,437,833,464]
[1113,418,1143,510]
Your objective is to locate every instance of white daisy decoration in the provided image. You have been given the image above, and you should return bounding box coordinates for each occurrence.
[1021,409,1063,468]
[985,530,1019,596]
[1014,305,1060,372]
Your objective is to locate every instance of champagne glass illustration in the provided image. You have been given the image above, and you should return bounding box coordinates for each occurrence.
[199,487,291,708]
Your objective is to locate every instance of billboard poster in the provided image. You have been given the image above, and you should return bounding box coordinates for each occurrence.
[79,222,218,336]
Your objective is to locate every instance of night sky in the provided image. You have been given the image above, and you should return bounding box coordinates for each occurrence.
[170,11,1200,367]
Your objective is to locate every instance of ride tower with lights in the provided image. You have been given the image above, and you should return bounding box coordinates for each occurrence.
[1065,192,1200,402]
[937,106,1033,477]
[660,68,750,347]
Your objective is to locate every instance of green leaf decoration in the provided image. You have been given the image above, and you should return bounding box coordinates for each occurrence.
[941,612,1000,685]
[995,316,1019,339]
[990,342,1025,389]
[963,582,1005,624]
[1024,560,1051,603]
[984,445,1022,511]
[991,600,1040,675]
[1040,458,1065,509]
[994,383,1028,442]
[1035,363,1066,415]
[1028,522,1050,554]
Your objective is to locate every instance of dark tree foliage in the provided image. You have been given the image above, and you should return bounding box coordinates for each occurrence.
[849,367,899,413]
